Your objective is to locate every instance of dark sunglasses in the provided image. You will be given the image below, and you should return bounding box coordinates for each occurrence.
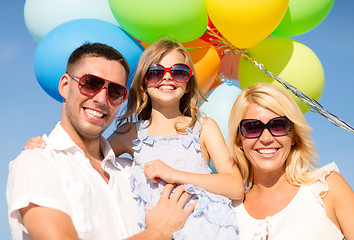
[239,116,292,139]
[145,63,192,83]
[67,73,128,105]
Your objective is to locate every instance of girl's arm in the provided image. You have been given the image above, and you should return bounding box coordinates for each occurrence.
[107,122,136,157]
[325,171,354,239]
[144,118,244,200]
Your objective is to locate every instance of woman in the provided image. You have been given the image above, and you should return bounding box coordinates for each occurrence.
[228,83,354,239]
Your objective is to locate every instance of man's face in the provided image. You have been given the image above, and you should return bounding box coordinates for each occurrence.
[60,56,127,142]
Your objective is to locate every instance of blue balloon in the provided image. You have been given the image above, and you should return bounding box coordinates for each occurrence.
[34,19,144,102]
[199,81,241,173]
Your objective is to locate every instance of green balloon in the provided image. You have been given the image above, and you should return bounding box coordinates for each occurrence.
[109,0,208,43]
[238,37,325,113]
[272,0,335,37]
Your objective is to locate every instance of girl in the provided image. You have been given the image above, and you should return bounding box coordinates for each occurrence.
[25,39,244,239]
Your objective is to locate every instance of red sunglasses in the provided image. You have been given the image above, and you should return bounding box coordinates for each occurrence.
[67,73,128,105]
[144,63,192,83]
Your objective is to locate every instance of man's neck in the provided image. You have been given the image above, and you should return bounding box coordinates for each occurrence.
[59,121,103,159]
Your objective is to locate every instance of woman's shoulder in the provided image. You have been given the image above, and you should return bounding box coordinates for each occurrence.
[310,162,339,197]
[325,168,353,198]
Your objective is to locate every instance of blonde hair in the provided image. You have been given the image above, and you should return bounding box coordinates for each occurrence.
[116,39,204,132]
[228,83,321,190]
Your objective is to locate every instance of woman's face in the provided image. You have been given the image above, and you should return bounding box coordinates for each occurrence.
[240,103,294,176]
[145,50,188,109]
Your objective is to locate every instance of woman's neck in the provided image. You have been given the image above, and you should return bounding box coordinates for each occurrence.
[251,170,290,195]
[244,168,300,219]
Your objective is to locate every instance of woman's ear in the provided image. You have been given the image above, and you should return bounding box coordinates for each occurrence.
[58,74,70,101]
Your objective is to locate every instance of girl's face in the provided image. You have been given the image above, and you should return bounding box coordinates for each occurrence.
[145,50,189,109]
[240,103,294,177]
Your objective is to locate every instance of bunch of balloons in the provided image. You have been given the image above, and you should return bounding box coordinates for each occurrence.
[24,0,335,141]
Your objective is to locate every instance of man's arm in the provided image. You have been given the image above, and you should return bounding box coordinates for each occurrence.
[127,184,197,240]
[20,203,79,240]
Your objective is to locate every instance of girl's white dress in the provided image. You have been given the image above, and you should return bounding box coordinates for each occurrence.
[130,119,239,240]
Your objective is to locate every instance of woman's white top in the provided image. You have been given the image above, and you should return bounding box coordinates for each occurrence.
[233,163,344,240]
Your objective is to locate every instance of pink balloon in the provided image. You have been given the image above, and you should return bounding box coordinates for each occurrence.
[219,52,240,80]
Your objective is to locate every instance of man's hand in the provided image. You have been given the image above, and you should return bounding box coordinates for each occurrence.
[144,184,197,240]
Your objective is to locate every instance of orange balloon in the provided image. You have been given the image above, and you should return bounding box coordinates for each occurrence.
[207,77,223,92]
[183,39,221,94]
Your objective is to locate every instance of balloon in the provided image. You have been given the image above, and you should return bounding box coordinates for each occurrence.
[199,16,224,50]
[205,0,289,48]
[183,39,221,94]
[109,0,208,43]
[199,82,242,173]
[34,19,144,102]
[272,0,335,37]
[219,51,241,80]
[238,37,325,113]
[24,0,119,42]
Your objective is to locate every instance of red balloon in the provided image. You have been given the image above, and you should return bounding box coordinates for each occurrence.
[200,16,224,50]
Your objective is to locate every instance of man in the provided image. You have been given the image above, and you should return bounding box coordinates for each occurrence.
[7,43,195,240]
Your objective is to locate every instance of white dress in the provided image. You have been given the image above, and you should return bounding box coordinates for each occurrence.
[131,119,239,240]
[233,163,344,240]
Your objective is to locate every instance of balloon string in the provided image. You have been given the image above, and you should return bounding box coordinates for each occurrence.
[203,28,354,134]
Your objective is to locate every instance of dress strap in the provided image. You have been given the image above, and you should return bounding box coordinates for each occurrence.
[310,162,339,208]
[191,117,204,135]
[181,118,203,152]
[132,120,154,152]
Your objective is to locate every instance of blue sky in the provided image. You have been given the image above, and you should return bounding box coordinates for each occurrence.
[1,1,353,239]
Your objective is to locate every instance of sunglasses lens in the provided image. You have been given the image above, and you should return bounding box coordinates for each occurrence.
[240,117,291,138]
[79,74,127,105]
[268,117,291,136]
[145,65,165,82]
[107,83,128,104]
[80,75,105,95]
[240,120,263,138]
[170,64,191,83]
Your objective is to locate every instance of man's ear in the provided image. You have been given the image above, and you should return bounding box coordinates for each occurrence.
[58,74,69,101]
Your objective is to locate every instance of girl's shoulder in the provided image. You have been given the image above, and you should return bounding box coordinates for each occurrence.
[107,122,137,156]
[199,117,220,134]
[115,122,135,134]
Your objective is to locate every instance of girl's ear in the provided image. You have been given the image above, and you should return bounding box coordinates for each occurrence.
[58,74,70,101]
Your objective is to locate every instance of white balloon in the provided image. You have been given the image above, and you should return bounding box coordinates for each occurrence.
[199,81,241,143]
[199,81,241,173]
[24,0,119,42]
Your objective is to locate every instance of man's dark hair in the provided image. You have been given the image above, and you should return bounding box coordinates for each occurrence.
[66,42,130,84]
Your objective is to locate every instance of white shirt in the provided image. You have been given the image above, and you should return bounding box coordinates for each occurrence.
[7,122,140,240]
[233,163,344,240]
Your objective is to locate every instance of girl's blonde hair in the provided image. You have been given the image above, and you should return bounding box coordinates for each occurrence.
[116,39,204,132]
[228,83,321,190]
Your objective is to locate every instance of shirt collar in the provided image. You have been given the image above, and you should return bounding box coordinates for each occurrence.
[45,122,123,170]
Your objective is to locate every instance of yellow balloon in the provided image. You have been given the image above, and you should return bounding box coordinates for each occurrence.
[205,0,289,49]
[238,37,325,113]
